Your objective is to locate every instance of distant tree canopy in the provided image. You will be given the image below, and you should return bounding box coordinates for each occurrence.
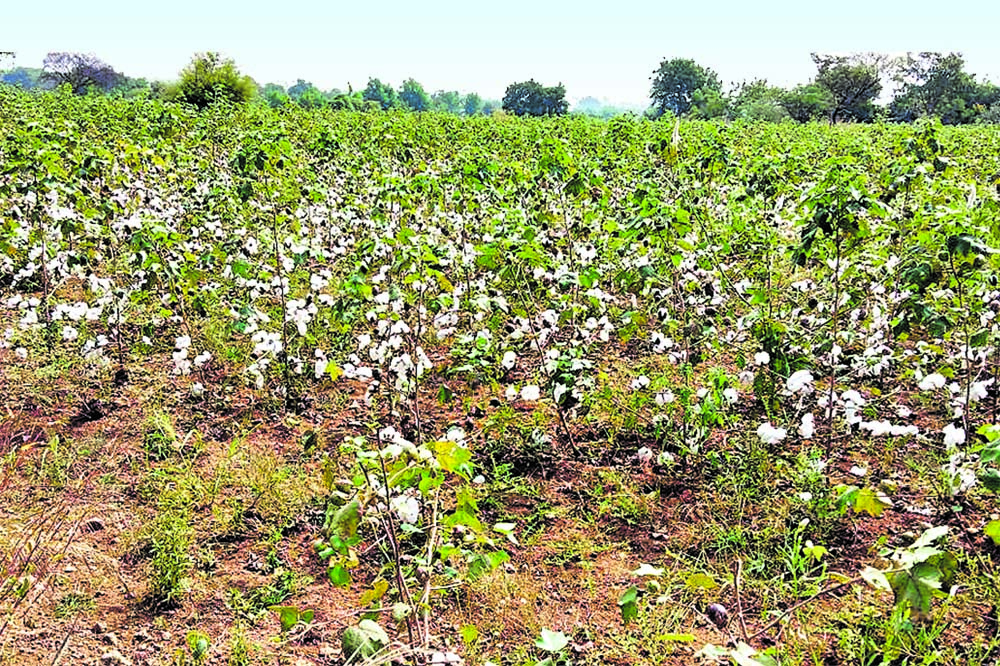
[463,92,483,116]
[363,78,399,110]
[650,58,721,116]
[501,80,568,116]
[169,53,255,109]
[399,78,431,111]
[1,67,41,89]
[889,52,1000,124]
[262,83,291,108]
[811,53,889,123]
[432,90,463,114]
[780,83,835,122]
[41,52,123,94]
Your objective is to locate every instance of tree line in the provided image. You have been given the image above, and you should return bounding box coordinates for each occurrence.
[3,50,999,124]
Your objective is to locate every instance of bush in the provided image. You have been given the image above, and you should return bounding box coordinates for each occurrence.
[168,52,255,109]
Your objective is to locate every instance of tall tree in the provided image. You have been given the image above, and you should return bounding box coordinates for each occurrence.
[890,52,998,124]
[262,83,290,108]
[362,78,399,110]
[40,52,123,94]
[432,90,464,114]
[399,78,431,111]
[780,83,835,122]
[463,92,483,116]
[649,58,721,116]
[812,52,894,123]
[169,53,255,109]
[501,80,568,116]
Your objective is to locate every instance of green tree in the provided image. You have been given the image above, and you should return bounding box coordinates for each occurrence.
[649,58,721,116]
[169,52,256,109]
[728,80,789,122]
[262,83,290,108]
[1,67,41,89]
[399,78,432,111]
[432,90,463,114]
[780,83,835,122]
[362,78,399,110]
[812,52,892,123]
[463,92,483,116]
[890,52,999,124]
[501,80,568,116]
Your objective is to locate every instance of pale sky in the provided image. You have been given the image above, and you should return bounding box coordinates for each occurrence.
[3,0,999,107]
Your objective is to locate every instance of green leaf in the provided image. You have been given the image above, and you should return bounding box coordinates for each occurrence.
[460,624,480,645]
[328,565,351,588]
[656,633,696,642]
[985,520,1000,545]
[535,628,570,653]
[342,620,389,662]
[685,573,717,590]
[853,487,891,517]
[860,566,891,591]
[270,605,300,633]
[619,586,639,624]
[980,468,1000,493]
[329,499,361,539]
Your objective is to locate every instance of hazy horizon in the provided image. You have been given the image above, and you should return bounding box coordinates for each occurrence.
[3,0,999,107]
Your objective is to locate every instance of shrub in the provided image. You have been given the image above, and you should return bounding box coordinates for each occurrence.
[168,52,255,109]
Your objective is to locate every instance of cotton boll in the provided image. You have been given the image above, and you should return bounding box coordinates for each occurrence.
[520,385,540,401]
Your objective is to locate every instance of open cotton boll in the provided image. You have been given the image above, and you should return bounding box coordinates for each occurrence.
[753,351,770,366]
[501,351,516,370]
[799,413,815,439]
[786,370,814,394]
[942,423,965,449]
[757,422,787,445]
[520,385,540,401]
[918,373,946,391]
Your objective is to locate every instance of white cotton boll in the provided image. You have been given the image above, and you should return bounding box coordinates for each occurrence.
[637,447,654,464]
[61,326,78,341]
[918,373,947,391]
[314,359,328,379]
[175,335,191,350]
[505,386,518,401]
[655,391,675,406]
[501,351,516,370]
[723,388,738,404]
[390,495,420,525]
[757,422,787,445]
[15,347,27,360]
[942,423,966,449]
[191,382,205,397]
[631,375,651,391]
[841,390,865,406]
[553,383,569,404]
[520,385,540,401]
[799,413,815,439]
[696,387,709,399]
[193,351,211,367]
[786,370,814,394]
[754,351,770,366]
